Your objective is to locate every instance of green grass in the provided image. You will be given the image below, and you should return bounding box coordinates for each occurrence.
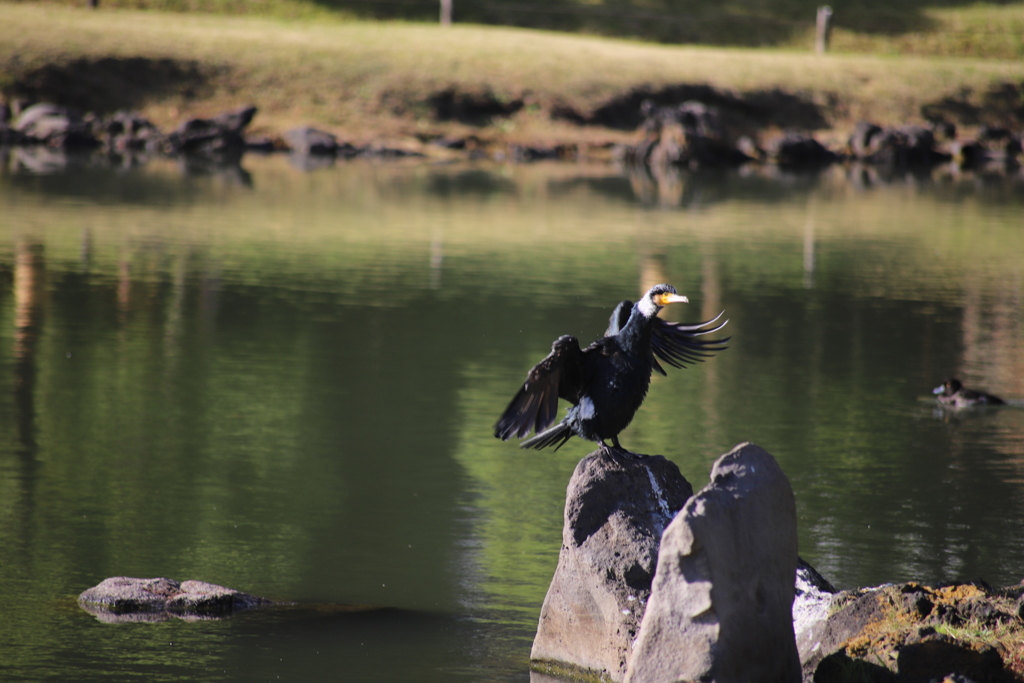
[933,621,1024,676]
[16,0,1024,57]
[2,2,1023,143]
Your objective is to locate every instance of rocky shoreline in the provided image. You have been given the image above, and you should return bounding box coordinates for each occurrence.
[2,96,1022,180]
[0,102,427,167]
[623,99,1022,172]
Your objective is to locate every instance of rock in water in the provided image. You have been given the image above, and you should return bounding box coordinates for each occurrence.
[530,448,694,682]
[624,442,801,683]
[78,576,271,622]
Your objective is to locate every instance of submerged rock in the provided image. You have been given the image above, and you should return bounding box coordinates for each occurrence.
[78,576,271,623]
[530,447,693,682]
[624,442,801,683]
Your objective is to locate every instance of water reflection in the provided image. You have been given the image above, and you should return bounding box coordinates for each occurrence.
[0,157,1022,682]
[13,239,44,454]
[623,157,1024,213]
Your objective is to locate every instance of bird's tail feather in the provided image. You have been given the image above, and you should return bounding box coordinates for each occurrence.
[519,423,574,451]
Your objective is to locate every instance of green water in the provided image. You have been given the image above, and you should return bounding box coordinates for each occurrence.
[0,155,1022,681]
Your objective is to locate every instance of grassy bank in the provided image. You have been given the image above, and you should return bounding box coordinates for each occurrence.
[2,3,1024,146]
[16,0,1024,58]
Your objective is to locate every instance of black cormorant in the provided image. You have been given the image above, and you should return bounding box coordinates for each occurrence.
[494,284,728,451]
[933,378,1005,408]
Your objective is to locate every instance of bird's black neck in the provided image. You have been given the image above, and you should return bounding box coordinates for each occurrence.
[618,305,657,351]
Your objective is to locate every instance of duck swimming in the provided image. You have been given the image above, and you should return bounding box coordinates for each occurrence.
[933,378,1005,408]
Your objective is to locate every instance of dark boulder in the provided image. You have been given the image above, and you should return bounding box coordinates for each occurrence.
[637,131,752,169]
[164,104,257,156]
[950,135,1022,172]
[630,100,753,169]
[624,442,801,683]
[950,140,992,170]
[849,121,884,158]
[640,99,725,140]
[530,448,693,683]
[769,133,838,168]
[850,122,951,167]
[103,110,163,152]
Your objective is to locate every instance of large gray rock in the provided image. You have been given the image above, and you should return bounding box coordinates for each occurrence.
[531,448,694,682]
[624,442,801,683]
[78,576,271,622]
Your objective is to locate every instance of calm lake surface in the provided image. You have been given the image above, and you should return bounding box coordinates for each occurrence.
[1,152,1022,681]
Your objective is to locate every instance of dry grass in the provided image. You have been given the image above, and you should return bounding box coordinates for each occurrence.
[2,3,1024,143]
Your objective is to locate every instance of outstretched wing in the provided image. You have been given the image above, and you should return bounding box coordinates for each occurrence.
[494,335,583,441]
[650,311,730,376]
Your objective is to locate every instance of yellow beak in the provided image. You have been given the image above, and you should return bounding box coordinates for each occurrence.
[655,293,689,306]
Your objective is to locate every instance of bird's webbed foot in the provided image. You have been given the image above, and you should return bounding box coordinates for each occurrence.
[598,438,641,458]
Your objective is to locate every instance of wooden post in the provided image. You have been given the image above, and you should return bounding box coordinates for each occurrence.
[88,0,99,6]
[440,0,452,26]
[815,6,832,54]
